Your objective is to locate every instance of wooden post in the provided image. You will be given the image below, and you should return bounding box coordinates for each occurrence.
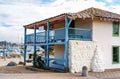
[64,15,72,72]
[46,22,50,68]
[24,27,27,65]
[33,24,36,66]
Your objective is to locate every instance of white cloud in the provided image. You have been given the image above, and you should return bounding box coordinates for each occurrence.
[0,0,120,43]
[0,26,23,43]
[105,0,113,3]
[109,5,120,14]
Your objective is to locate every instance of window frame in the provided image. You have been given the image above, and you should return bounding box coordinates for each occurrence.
[112,46,120,64]
[112,21,119,37]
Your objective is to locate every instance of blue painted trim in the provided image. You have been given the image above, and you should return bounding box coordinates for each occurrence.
[43,57,65,63]
[25,43,47,46]
[33,24,36,66]
[36,44,47,46]
[67,18,73,27]
[64,15,72,70]
[34,24,36,49]
[64,15,68,69]
[46,22,50,67]
[49,58,65,62]
[24,27,27,65]
[25,42,65,46]
[49,42,65,45]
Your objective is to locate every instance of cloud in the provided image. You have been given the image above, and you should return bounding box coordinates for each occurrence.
[0,26,23,43]
[0,0,120,43]
[105,0,113,3]
[0,22,12,27]
[109,5,120,14]
[0,0,54,5]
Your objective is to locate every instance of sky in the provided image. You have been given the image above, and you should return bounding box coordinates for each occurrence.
[0,0,120,43]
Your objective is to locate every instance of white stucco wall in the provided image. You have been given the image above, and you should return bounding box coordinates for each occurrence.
[93,19,120,69]
[69,40,104,73]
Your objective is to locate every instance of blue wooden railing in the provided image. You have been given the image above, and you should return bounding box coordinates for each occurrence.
[49,28,65,41]
[69,28,92,41]
[26,27,92,43]
[36,31,46,43]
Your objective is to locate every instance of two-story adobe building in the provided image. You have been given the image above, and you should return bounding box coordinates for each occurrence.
[23,7,120,73]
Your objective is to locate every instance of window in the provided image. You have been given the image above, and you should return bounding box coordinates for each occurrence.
[113,22,119,36]
[112,46,119,64]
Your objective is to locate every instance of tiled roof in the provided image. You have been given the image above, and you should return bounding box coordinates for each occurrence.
[75,7,120,20]
[24,7,120,29]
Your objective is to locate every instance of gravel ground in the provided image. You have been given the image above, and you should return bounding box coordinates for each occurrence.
[0,66,37,73]
[0,58,120,79]
[0,58,23,66]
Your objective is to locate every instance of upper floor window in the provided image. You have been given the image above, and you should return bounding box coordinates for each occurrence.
[113,22,119,36]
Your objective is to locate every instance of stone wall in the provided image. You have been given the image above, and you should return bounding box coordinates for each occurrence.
[69,40,104,73]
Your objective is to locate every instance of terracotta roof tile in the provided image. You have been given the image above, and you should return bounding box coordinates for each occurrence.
[24,7,120,29]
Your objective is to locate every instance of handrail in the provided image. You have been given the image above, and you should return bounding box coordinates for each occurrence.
[69,28,92,40]
[69,27,91,31]
[26,27,92,43]
[54,27,65,31]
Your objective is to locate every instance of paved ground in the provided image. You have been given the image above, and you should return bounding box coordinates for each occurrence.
[0,66,97,79]
[0,66,120,79]
[89,69,120,79]
[1,73,120,79]
[105,78,120,79]
[0,73,97,79]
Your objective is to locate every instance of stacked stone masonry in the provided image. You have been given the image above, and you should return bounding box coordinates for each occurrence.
[69,40,104,73]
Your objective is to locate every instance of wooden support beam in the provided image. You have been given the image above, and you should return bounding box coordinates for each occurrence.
[46,22,50,67]
[67,17,73,27]
[24,27,27,65]
[64,15,72,72]
[33,24,36,66]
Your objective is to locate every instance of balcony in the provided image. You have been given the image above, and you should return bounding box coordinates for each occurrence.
[26,27,92,45]
[69,28,92,40]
